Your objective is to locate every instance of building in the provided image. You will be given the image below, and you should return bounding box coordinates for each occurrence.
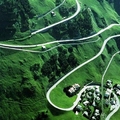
[96,96,100,101]
[67,83,80,96]
[92,109,100,120]
[104,91,110,99]
[82,111,89,118]
[64,84,80,97]
[110,105,116,111]
[95,87,100,93]
[104,89,112,99]
[113,84,120,95]
[116,90,120,95]
[73,104,83,115]
[95,109,99,113]
[91,116,96,120]
[86,92,92,99]
[83,100,89,106]
[51,11,56,17]
[72,84,80,90]
[115,84,120,89]
[42,45,46,50]
[92,101,96,107]
[106,80,113,88]
[110,98,116,105]
[107,80,112,83]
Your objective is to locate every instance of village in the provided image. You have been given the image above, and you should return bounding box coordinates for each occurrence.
[64,80,120,120]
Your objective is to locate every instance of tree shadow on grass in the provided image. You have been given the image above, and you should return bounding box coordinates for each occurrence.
[46,102,65,116]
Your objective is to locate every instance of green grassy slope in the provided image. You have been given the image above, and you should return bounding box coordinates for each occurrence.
[0,0,120,120]
[47,0,120,120]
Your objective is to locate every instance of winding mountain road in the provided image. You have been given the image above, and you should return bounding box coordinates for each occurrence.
[0,37,100,53]
[0,24,119,49]
[36,0,66,19]
[47,83,99,111]
[0,0,119,119]
[46,34,120,111]
[106,93,120,120]
[31,0,81,35]
[101,51,120,120]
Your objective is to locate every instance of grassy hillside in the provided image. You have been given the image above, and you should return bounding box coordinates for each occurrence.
[0,0,120,120]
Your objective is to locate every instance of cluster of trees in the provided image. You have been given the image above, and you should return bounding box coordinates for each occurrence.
[41,54,59,82]
[22,83,36,97]
[77,9,93,37]
[5,81,36,100]
[3,66,39,100]
[57,0,76,17]
[35,110,49,120]
[41,47,78,82]
[50,8,93,39]
[55,0,62,6]
[0,0,35,40]
[30,63,41,80]
[0,0,17,39]
[59,5,69,17]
